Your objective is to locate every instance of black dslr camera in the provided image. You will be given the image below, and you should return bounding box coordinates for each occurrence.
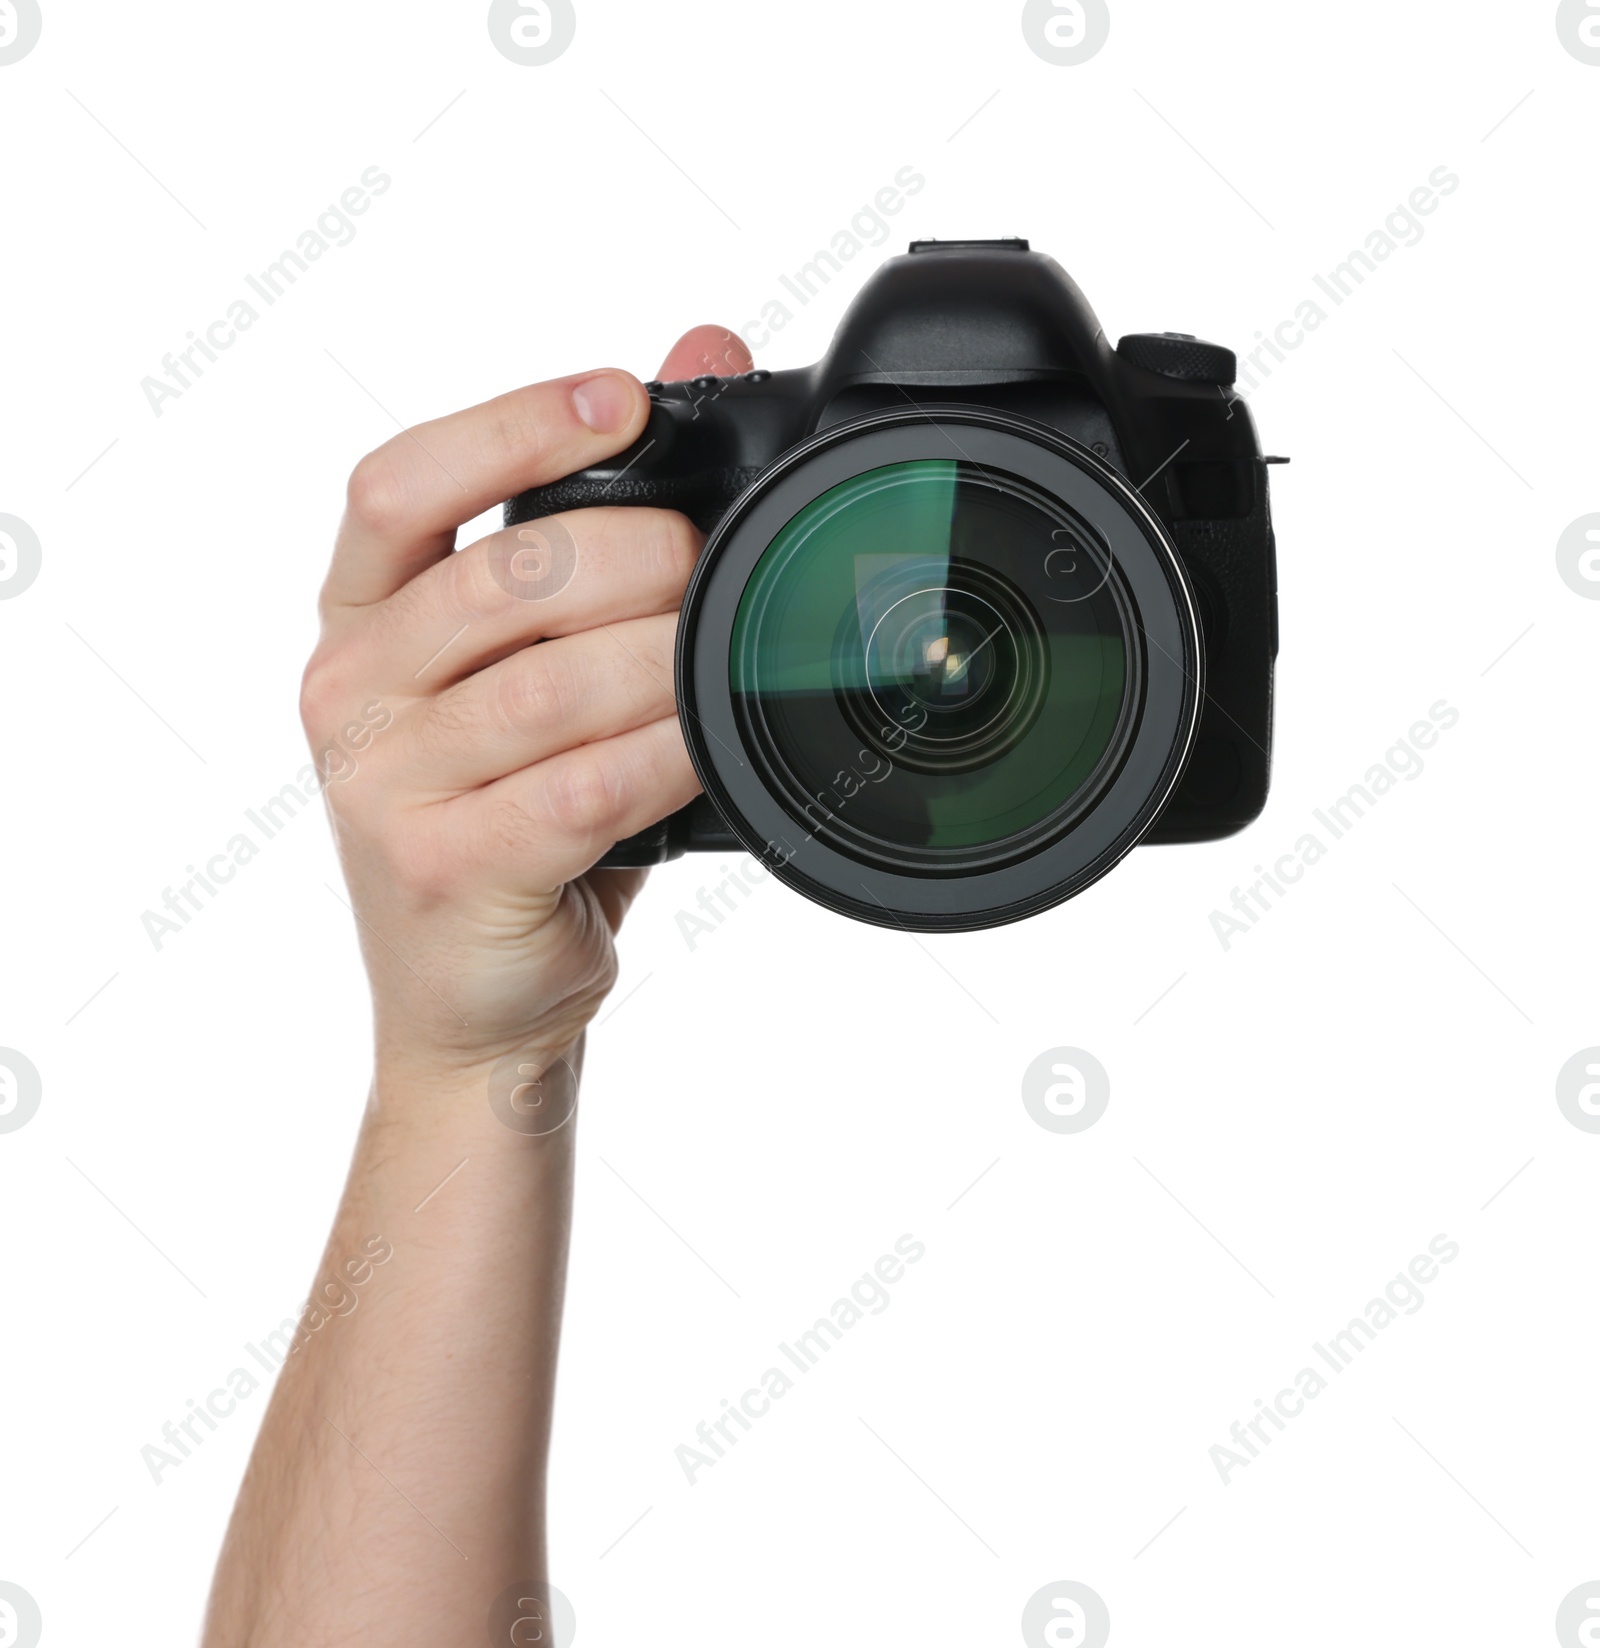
[510,239,1280,931]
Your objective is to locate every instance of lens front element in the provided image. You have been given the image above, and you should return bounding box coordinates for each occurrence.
[850,559,1050,776]
[731,460,1137,870]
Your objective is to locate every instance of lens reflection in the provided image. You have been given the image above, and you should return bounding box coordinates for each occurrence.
[845,561,1050,777]
[731,460,1138,867]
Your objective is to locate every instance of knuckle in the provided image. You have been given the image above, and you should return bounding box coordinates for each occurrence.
[616,630,675,711]
[651,509,702,588]
[345,446,415,537]
[481,400,551,479]
[497,647,578,735]
[456,511,576,624]
[457,531,524,621]
[298,649,345,737]
[540,756,620,841]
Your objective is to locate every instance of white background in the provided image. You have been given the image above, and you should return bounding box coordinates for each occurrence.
[2,2,1597,1644]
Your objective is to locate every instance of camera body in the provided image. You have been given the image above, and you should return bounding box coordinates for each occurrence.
[510,239,1279,925]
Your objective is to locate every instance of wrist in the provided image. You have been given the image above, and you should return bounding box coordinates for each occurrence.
[370,1032,584,1143]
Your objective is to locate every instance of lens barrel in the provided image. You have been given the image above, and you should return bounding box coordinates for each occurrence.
[677,407,1203,931]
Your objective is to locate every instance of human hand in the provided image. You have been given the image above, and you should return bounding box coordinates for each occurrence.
[301,326,752,1087]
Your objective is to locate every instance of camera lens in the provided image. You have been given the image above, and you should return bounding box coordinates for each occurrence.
[847,561,1049,777]
[678,409,1202,929]
[732,461,1134,867]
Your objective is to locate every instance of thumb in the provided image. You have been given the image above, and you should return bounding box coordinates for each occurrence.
[655,324,754,382]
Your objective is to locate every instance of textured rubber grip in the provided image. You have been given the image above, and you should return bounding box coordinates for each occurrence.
[1115,332,1237,386]
[593,797,740,868]
[505,466,764,536]
[504,459,762,869]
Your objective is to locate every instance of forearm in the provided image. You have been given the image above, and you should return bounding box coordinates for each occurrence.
[204,1050,578,1645]
[211,337,745,1642]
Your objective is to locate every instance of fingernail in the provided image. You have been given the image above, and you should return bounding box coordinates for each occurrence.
[572,373,636,433]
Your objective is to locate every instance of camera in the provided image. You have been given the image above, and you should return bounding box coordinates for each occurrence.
[508,239,1281,931]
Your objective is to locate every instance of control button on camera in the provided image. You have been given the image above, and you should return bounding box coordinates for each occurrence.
[1117,332,1237,385]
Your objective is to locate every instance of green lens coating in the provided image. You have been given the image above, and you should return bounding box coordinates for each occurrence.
[730,460,1137,867]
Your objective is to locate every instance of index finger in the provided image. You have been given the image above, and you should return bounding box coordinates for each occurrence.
[324,369,649,609]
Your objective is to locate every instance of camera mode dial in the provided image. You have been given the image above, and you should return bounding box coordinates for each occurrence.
[1116,332,1236,385]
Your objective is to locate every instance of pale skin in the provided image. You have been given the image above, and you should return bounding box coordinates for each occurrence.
[203,324,753,1645]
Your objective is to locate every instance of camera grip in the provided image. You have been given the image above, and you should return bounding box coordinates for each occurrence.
[503,432,763,868]
[505,464,763,536]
